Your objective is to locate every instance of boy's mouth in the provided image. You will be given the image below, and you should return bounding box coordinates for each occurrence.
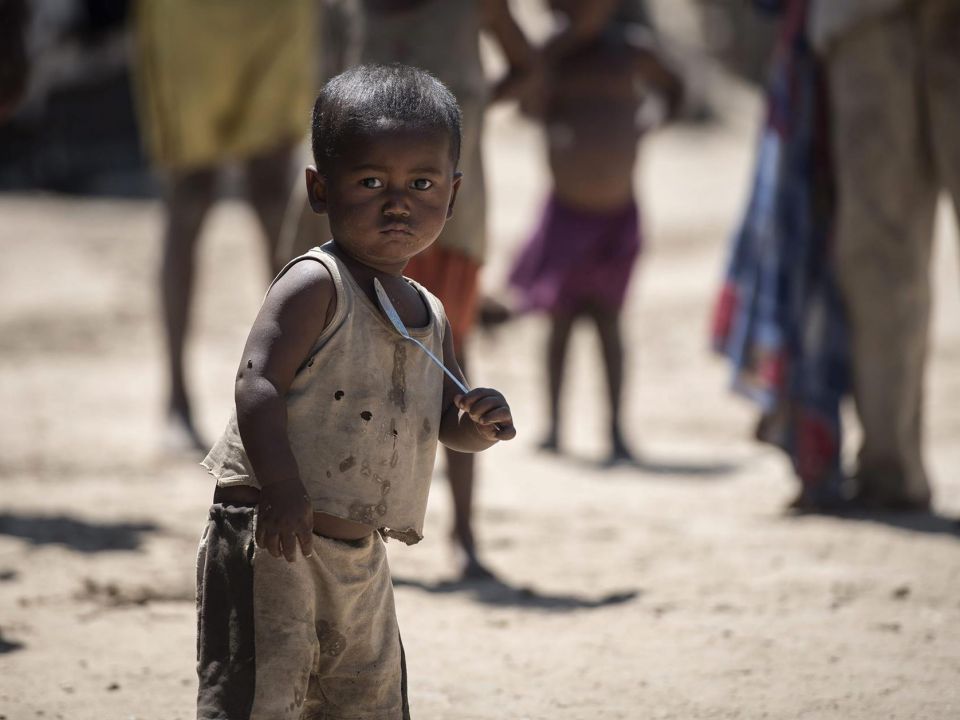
[380,223,413,235]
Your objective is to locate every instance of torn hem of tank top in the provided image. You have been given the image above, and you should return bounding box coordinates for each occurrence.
[379,527,423,545]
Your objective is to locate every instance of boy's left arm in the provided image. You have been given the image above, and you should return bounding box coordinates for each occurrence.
[438,319,516,451]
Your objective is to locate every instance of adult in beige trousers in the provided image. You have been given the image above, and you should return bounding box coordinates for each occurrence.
[811,0,960,509]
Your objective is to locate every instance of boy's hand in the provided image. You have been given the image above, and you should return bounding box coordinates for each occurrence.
[255,478,314,562]
[455,388,516,442]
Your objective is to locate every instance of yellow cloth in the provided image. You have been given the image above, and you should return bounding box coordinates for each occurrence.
[134,0,314,171]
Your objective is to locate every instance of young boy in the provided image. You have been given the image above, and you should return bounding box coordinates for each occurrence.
[196,64,516,720]
[506,0,681,464]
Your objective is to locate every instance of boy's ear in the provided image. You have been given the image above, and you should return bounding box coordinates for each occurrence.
[305,166,328,215]
[446,171,463,220]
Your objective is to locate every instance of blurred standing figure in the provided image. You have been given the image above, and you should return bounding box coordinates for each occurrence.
[507,0,682,464]
[283,0,536,580]
[811,0,960,510]
[712,0,850,512]
[133,0,314,452]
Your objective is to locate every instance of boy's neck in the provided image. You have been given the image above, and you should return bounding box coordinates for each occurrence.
[324,240,407,286]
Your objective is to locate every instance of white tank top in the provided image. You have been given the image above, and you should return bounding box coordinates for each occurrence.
[202,247,447,544]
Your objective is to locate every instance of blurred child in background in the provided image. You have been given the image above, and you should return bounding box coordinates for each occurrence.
[505,0,681,464]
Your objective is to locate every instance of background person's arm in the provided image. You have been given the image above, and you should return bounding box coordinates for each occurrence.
[543,0,619,62]
[480,0,538,102]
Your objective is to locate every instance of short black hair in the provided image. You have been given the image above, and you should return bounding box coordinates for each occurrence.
[311,64,462,172]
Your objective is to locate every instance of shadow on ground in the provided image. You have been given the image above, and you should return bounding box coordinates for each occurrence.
[0,513,160,552]
[790,509,960,537]
[0,631,24,654]
[393,574,639,611]
[550,449,738,479]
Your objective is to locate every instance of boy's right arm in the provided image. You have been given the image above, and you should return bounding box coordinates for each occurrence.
[235,260,336,562]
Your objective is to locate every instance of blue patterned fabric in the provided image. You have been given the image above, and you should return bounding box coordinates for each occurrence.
[712,0,850,504]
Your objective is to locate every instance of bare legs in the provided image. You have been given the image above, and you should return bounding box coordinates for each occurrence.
[541,311,575,451]
[160,143,294,453]
[444,353,493,579]
[542,302,634,463]
[591,304,632,461]
[446,447,487,577]
[245,146,296,276]
[161,167,217,450]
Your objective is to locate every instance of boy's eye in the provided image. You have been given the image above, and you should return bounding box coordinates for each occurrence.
[360,178,384,189]
[411,178,433,190]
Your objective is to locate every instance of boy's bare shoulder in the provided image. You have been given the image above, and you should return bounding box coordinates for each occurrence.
[272,256,334,295]
[263,256,338,328]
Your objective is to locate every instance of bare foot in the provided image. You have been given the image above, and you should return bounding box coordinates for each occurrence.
[604,435,639,467]
[477,295,513,328]
[450,539,498,582]
[460,557,498,582]
[602,452,640,468]
[537,433,559,454]
[784,488,865,515]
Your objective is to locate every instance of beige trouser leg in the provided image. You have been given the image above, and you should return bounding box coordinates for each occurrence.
[249,534,404,720]
[828,5,949,505]
[923,1,960,231]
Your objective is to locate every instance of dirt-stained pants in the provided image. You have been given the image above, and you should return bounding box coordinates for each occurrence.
[827,0,960,505]
[196,505,409,720]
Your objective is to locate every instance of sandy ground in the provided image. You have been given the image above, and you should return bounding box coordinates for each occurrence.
[2,73,960,720]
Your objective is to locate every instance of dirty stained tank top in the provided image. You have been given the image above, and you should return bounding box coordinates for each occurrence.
[202,247,447,545]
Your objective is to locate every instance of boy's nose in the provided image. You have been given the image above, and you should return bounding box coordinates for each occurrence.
[382,195,411,218]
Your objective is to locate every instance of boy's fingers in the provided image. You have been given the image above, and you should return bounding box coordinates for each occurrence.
[280,532,299,562]
[264,532,282,559]
[462,392,506,417]
[478,407,513,426]
[457,389,514,438]
[457,388,490,411]
[465,396,501,419]
[297,529,314,558]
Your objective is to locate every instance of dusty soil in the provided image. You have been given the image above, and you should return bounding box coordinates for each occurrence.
[2,79,959,719]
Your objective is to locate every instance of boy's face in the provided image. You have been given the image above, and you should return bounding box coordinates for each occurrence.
[306,123,460,273]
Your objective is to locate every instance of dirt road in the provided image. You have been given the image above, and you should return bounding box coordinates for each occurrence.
[1,81,959,719]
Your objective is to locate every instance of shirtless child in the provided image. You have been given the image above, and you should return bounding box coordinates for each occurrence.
[507,0,681,463]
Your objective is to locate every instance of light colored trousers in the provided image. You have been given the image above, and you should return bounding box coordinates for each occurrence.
[828,0,960,505]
